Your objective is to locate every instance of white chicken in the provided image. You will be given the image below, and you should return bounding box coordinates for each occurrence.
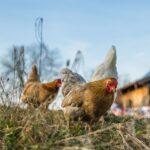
[91,45,118,81]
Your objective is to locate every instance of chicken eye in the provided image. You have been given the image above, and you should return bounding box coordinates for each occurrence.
[106,85,112,93]
[106,80,112,86]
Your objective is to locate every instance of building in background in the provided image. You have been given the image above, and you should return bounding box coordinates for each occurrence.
[117,77,150,109]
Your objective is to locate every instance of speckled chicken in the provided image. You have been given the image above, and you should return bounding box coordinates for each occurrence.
[21,64,61,108]
[61,77,118,129]
[60,68,86,97]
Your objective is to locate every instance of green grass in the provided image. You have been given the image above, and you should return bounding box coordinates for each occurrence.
[0,104,150,150]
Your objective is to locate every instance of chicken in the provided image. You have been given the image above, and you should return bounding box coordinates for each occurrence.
[91,45,118,81]
[60,68,86,97]
[21,64,61,109]
[49,68,86,109]
[61,77,118,129]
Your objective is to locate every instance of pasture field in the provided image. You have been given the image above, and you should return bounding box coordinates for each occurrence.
[0,104,150,150]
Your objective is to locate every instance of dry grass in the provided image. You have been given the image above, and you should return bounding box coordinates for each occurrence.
[0,104,150,150]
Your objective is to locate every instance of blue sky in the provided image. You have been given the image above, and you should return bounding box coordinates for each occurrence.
[0,0,150,81]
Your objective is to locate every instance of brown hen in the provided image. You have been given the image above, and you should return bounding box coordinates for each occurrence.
[61,77,117,129]
[21,64,61,109]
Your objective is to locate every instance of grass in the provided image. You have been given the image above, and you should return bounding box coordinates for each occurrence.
[0,104,150,150]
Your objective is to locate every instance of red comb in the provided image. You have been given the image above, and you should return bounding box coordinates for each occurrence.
[55,79,62,86]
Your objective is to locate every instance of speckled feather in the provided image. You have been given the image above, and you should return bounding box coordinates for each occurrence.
[60,68,86,96]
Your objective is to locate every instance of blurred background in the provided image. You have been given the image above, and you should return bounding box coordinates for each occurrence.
[0,0,150,118]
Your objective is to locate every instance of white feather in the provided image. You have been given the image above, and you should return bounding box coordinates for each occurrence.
[91,45,118,81]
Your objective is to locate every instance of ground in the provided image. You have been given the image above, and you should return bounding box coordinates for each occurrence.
[0,104,150,150]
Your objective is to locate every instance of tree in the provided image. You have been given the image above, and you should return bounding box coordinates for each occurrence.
[25,43,61,81]
[1,44,62,89]
[1,46,25,88]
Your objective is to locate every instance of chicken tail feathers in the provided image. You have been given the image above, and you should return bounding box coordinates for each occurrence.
[27,64,40,83]
[91,45,118,81]
[104,45,117,68]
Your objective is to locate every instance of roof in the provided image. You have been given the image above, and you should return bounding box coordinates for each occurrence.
[119,77,150,94]
[144,71,150,77]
